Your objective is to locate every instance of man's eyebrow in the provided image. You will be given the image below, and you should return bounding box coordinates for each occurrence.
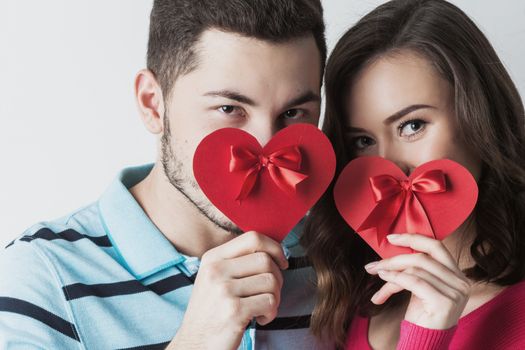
[203,90,257,106]
[383,104,435,125]
[284,91,321,110]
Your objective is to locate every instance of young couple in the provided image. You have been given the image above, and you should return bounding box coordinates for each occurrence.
[1,0,524,349]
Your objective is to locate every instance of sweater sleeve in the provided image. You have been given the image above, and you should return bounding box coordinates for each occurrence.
[396,320,456,350]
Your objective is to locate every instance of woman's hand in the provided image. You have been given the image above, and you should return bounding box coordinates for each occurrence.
[364,233,471,330]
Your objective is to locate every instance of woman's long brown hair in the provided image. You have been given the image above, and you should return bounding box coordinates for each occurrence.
[301,0,525,347]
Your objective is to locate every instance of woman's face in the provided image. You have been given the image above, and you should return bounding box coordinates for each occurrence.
[344,51,481,179]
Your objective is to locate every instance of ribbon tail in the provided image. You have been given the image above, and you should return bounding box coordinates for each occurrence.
[358,192,405,246]
[235,166,260,201]
[267,165,308,196]
[405,192,435,238]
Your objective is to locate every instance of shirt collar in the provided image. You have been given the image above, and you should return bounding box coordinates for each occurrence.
[98,164,303,280]
[98,164,185,280]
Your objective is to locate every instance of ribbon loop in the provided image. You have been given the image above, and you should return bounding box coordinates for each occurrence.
[229,145,308,201]
[358,169,447,245]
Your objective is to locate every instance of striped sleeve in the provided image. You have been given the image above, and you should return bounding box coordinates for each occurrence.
[0,237,82,349]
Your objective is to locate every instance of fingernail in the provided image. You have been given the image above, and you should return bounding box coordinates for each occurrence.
[364,261,379,271]
[377,269,389,277]
[371,291,380,304]
[387,234,401,241]
[282,247,290,269]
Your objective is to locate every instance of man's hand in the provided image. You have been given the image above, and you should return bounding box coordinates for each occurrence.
[166,231,288,350]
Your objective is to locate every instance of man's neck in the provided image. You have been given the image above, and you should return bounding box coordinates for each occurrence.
[129,163,234,258]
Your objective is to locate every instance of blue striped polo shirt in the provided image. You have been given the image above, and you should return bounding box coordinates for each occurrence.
[0,164,330,349]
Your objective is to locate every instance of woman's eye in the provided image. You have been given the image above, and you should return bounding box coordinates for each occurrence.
[282,109,304,119]
[218,105,244,117]
[399,119,427,137]
[353,136,376,150]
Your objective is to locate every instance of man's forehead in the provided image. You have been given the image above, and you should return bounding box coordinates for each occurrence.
[196,28,316,52]
[167,28,322,105]
[193,29,321,73]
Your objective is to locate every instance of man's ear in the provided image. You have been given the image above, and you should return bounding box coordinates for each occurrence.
[135,69,165,134]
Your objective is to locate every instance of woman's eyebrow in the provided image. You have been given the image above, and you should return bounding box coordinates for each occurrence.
[383,104,435,125]
[345,104,436,133]
[345,126,368,133]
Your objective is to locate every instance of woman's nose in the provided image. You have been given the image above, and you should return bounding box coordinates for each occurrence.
[378,145,414,176]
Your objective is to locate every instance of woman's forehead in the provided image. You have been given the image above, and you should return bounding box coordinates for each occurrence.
[345,52,452,124]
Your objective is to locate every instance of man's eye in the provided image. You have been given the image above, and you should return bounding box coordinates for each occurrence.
[399,119,427,137]
[353,136,376,150]
[219,105,236,114]
[218,105,244,117]
[282,109,304,119]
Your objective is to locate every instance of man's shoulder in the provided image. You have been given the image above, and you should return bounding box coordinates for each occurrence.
[0,208,102,347]
[1,201,113,289]
[5,201,109,252]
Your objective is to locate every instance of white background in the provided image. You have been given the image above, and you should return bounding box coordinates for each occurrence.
[1,1,524,246]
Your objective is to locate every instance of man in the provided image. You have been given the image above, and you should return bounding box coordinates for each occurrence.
[0,0,328,348]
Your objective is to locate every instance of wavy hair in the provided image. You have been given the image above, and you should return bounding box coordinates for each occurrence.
[301,0,525,347]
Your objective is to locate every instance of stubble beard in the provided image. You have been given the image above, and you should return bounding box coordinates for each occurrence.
[160,114,243,235]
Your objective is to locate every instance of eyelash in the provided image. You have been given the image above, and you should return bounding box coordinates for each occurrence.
[218,105,245,117]
[349,118,429,151]
[217,105,307,120]
[281,109,307,120]
[397,118,428,139]
[350,135,375,151]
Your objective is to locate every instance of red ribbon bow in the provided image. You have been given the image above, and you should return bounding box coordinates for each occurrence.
[229,145,309,201]
[358,170,447,245]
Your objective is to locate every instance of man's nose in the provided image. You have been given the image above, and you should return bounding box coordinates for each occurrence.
[245,118,278,146]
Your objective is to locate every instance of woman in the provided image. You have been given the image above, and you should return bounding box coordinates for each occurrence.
[302,0,525,349]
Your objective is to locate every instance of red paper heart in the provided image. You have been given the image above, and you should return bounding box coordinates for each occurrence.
[193,123,336,242]
[334,157,478,258]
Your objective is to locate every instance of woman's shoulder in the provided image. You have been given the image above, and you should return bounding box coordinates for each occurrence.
[464,280,525,320]
[460,279,525,327]
[454,280,525,349]
[346,316,372,350]
[499,279,525,305]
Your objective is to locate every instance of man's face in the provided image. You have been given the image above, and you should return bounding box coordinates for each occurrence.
[161,29,322,234]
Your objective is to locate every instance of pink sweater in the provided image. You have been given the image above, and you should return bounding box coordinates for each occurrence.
[346,280,525,350]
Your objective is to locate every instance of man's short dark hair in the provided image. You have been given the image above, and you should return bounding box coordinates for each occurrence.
[147,0,326,98]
